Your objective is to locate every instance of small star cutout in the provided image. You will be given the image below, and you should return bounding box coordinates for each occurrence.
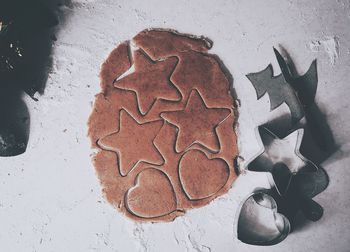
[98,110,164,176]
[161,90,230,153]
[115,49,181,115]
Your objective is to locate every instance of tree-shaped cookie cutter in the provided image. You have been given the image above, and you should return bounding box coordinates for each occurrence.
[246,47,317,126]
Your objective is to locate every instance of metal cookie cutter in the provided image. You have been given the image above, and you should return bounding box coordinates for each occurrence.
[245,46,328,219]
[248,127,315,194]
[237,47,329,246]
[236,127,328,246]
[236,167,327,247]
[246,47,317,126]
[236,188,291,246]
[246,126,328,221]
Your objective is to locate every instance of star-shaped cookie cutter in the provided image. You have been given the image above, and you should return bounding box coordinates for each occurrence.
[247,127,315,193]
[245,126,328,221]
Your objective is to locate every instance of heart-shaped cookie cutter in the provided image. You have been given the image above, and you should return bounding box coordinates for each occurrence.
[235,189,291,246]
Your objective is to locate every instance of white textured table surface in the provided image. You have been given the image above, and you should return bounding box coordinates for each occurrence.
[1,0,349,251]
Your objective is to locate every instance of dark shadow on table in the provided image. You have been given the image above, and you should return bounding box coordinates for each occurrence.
[0,0,72,156]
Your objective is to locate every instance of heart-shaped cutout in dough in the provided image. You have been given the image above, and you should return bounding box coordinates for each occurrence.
[179,150,229,200]
[125,168,177,218]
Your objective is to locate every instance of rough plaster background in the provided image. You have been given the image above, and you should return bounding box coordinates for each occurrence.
[1,0,350,251]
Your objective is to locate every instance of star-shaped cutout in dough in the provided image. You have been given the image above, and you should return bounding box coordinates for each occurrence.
[247,127,319,195]
[161,90,230,153]
[115,49,181,115]
[98,110,164,176]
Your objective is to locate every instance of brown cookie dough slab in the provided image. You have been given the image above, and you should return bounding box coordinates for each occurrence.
[100,41,131,93]
[126,168,177,218]
[115,49,181,115]
[150,122,234,210]
[88,89,138,148]
[179,150,230,200]
[171,51,234,109]
[98,110,164,176]
[134,29,234,109]
[188,113,238,170]
[133,29,212,60]
[88,41,136,148]
[161,90,230,153]
[92,150,181,221]
[88,29,238,222]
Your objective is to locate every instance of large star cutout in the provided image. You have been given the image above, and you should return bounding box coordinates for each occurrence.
[247,127,319,195]
[97,110,164,176]
[115,49,181,115]
[161,90,230,153]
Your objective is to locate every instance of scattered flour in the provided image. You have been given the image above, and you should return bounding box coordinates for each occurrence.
[309,36,340,65]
